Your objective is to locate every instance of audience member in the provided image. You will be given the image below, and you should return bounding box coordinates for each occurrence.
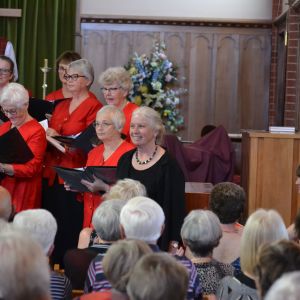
[80,240,151,300]
[0,229,51,300]
[253,239,300,298]
[264,271,300,300]
[77,178,146,249]
[0,83,47,212]
[118,196,201,300]
[103,178,147,201]
[0,185,12,221]
[217,209,289,300]
[181,209,234,296]
[67,199,126,290]
[127,252,189,300]
[99,66,138,141]
[209,182,245,272]
[13,209,72,300]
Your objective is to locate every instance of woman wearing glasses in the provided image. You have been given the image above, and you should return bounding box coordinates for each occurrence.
[66,105,134,228]
[0,83,47,212]
[99,67,138,141]
[42,58,102,266]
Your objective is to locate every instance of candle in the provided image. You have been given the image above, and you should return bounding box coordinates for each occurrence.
[44,58,48,69]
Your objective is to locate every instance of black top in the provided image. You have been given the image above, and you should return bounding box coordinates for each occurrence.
[117,149,186,250]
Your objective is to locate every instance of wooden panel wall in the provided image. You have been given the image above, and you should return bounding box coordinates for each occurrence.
[80,22,271,140]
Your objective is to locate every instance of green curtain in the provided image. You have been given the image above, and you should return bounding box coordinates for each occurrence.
[0,0,76,98]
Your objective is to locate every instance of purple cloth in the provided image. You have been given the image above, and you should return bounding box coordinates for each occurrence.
[163,125,234,184]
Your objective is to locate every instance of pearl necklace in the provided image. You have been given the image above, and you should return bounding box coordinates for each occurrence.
[135,146,158,165]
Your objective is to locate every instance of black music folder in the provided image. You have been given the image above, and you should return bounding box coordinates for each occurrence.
[53,123,100,154]
[28,97,68,121]
[54,166,117,193]
[0,127,34,163]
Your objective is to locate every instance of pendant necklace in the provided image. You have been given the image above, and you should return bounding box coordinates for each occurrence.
[135,146,158,165]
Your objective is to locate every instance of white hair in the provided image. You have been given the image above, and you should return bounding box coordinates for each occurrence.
[0,82,29,108]
[13,209,57,255]
[265,271,300,300]
[96,105,125,133]
[0,229,50,300]
[120,196,165,243]
[92,199,126,241]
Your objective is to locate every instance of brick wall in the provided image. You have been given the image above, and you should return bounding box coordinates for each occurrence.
[271,0,300,126]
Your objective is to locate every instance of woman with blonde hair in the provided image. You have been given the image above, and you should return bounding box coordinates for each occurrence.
[99,67,138,141]
[217,209,289,300]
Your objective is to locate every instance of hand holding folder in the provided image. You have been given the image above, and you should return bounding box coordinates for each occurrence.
[51,123,100,154]
[54,166,117,193]
[0,127,34,164]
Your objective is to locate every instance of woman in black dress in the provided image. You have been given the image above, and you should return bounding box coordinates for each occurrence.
[116,106,185,250]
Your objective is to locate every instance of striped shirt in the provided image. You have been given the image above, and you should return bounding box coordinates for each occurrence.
[50,271,72,300]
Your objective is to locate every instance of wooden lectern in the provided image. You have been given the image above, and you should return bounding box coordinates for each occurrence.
[242,131,300,225]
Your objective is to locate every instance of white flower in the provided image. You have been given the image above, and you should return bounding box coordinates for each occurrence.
[151,81,162,91]
[165,74,173,82]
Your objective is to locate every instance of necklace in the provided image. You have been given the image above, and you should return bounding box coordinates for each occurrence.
[135,146,158,165]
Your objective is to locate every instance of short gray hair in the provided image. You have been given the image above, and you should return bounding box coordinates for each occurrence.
[0,82,29,108]
[103,178,147,201]
[13,209,57,255]
[127,252,189,300]
[68,58,94,87]
[265,271,300,300]
[240,209,288,276]
[181,209,222,257]
[0,229,50,300]
[132,106,165,144]
[120,196,165,243]
[99,66,132,92]
[0,186,12,221]
[92,199,126,241]
[96,105,125,133]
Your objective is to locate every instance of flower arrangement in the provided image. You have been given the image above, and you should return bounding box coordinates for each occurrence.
[125,41,185,133]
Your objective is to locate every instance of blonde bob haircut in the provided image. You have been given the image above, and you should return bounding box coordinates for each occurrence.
[96,105,125,133]
[99,66,132,93]
[103,178,147,201]
[240,209,288,276]
[132,106,165,144]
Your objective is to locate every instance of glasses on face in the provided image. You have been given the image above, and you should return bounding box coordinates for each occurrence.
[63,74,86,81]
[1,107,18,116]
[100,87,122,93]
[93,121,113,129]
[57,66,67,73]
[0,68,12,76]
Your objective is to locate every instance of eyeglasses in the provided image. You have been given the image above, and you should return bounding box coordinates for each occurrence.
[0,68,12,75]
[100,87,122,93]
[93,121,113,128]
[57,66,67,73]
[1,107,18,116]
[63,74,86,81]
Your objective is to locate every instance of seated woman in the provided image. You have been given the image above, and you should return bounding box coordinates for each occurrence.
[209,182,246,273]
[254,239,300,299]
[216,209,289,300]
[78,105,135,228]
[0,83,47,212]
[180,209,234,296]
[79,240,152,300]
[77,178,147,249]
